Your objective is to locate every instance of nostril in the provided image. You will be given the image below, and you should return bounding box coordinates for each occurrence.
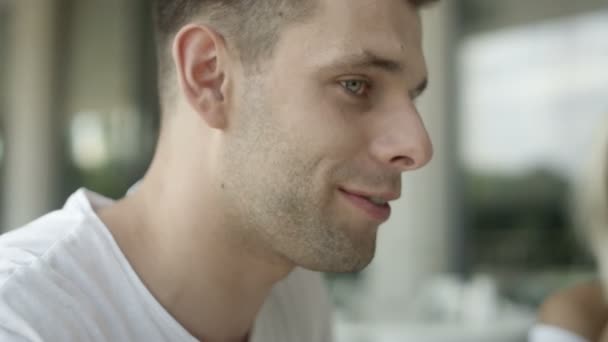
[391,156,415,168]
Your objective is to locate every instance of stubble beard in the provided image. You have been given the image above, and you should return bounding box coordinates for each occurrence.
[221,94,376,274]
[224,136,377,273]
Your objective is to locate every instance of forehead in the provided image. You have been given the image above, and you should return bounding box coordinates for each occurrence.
[272,0,423,70]
[317,0,423,49]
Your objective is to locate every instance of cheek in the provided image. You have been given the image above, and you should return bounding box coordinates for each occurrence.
[287,89,367,157]
[266,80,371,192]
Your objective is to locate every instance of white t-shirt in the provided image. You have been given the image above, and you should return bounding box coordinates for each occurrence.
[0,189,333,342]
[529,324,589,342]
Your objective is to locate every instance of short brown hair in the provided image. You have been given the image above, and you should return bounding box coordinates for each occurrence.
[153,0,317,109]
[153,0,438,107]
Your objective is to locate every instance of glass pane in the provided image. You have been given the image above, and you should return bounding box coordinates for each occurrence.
[61,0,157,199]
[460,9,608,307]
[0,2,10,225]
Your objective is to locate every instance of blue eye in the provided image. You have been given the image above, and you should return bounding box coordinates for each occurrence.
[340,80,369,96]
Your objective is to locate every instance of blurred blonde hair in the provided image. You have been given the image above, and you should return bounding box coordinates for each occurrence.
[574,117,608,288]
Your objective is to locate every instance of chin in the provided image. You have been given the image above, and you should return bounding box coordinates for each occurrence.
[300,248,376,273]
[342,254,375,273]
[325,260,374,274]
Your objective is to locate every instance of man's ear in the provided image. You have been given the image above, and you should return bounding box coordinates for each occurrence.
[172,24,230,129]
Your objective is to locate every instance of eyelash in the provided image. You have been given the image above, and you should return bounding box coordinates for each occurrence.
[338,79,423,104]
[339,79,372,98]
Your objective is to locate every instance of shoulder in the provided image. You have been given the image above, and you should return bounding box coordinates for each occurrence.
[0,208,88,288]
[529,324,590,342]
[0,191,101,340]
[0,189,106,287]
[537,281,608,342]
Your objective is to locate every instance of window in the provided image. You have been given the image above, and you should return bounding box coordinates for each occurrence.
[460,9,608,307]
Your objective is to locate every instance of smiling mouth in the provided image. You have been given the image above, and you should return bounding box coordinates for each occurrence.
[338,188,392,222]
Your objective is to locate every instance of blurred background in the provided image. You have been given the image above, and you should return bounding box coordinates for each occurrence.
[1,0,607,341]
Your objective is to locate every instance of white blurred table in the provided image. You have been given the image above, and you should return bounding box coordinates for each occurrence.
[335,319,533,342]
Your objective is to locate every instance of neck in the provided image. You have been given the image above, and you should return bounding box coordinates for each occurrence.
[97,125,294,341]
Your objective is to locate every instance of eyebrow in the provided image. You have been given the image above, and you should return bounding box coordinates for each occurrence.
[323,49,429,98]
[330,50,404,73]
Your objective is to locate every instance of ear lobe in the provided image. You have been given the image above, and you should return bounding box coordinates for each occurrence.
[173,25,229,129]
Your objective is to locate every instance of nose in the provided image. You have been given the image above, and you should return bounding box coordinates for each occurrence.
[370,101,433,172]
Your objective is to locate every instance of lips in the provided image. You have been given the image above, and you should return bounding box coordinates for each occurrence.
[338,188,394,222]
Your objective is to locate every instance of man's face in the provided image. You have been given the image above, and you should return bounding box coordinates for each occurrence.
[221,0,433,272]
